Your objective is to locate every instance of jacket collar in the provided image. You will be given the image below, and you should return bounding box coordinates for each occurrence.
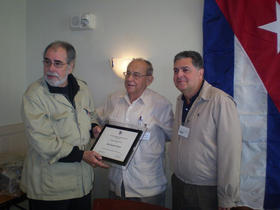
[40,74,80,108]
[177,80,212,104]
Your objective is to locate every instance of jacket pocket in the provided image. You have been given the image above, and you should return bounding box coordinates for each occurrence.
[42,162,79,194]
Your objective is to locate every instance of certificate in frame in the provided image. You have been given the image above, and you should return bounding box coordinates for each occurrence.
[91,124,143,166]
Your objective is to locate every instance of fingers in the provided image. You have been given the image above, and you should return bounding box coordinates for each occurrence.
[94,126,102,133]
[95,160,110,168]
[83,151,109,168]
[93,126,102,139]
[92,150,102,160]
[91,159,109,168]
[92,151,109,168]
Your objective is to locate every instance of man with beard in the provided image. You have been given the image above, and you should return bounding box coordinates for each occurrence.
[20,41,108,210]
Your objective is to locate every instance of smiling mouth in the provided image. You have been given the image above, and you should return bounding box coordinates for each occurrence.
[176,80,186,83]
[126,83,136,87]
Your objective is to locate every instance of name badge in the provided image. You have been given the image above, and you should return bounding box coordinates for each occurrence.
[178,125,190,138]
[142,131,151,141]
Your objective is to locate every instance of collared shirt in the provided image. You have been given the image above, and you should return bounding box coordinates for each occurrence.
[181,80,204,124]
[97,88,174,197]
[169,80,242,207]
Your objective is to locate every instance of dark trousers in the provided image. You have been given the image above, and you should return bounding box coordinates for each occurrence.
[171,174,218,210]
[109,182,166,207]
[28,192,91,210]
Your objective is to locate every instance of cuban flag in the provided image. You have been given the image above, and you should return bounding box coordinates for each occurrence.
[203,0,280,209]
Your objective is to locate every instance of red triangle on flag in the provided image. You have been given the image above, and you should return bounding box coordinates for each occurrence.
[217,0,280,112]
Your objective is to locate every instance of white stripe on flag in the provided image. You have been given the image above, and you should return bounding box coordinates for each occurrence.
[234,37,267,209]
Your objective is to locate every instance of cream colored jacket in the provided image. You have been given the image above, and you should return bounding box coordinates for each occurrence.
[20,78,97,200]
[169,80,242,207]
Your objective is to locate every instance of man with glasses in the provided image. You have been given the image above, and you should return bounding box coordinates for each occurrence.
[97,58,174,206]
[21,41,108,210]
[169,51,242,210]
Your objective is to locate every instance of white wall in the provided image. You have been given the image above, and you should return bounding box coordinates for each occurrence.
[0,0,204,129]
[0,0,26,126]
[25,0,203,108]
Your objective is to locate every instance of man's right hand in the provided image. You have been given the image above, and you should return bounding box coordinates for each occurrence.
[83,150,109,168]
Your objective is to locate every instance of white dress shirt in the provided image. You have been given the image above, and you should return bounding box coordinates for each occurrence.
[97,88,174,197]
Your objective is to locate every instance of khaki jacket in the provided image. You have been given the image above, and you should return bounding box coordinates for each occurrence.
[169,80,242,207]
[20,78,97,200]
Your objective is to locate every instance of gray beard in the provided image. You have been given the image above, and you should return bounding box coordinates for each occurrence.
[44,71,68,87]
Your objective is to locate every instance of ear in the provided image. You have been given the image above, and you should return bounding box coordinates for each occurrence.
[146,75,154,86]
[199,68,204,78]
[68,61,75,74]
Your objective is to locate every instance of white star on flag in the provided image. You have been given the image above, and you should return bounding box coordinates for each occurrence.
[259,1,280,53]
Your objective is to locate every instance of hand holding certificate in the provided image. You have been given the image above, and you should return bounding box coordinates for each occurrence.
[83,150,109,168]
[91,124,143,166]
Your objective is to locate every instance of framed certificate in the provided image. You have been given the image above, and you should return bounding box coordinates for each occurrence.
[91,124,143,166]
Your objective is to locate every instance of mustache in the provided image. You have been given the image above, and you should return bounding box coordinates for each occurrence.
[46,72,60,79]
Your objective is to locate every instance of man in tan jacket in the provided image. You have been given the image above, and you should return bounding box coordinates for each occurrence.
[21,41,108,210]
[169,51,242,210]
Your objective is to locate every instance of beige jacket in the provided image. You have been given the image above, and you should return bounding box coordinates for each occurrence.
[20,78,97,200]
[169,80,242,207]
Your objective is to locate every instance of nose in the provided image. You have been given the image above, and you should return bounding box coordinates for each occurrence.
[48,63,57,72]
[126,73,134,80]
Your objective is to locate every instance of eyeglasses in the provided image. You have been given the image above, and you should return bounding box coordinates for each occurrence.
[123,71,150,79]
[42,59,67,68]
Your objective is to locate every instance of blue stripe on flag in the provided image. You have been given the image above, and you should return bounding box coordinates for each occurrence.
[265,96,280,208]
[202,0,234,96]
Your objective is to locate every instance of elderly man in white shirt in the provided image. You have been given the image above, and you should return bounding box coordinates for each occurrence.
[97,58,174,207]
